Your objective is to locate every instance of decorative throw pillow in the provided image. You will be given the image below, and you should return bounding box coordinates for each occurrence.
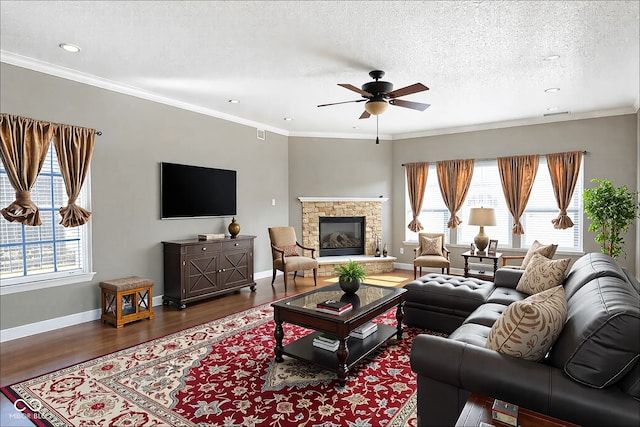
[277,244,299,257]
[420,236,443,256]
[516,254,570,295]
[486,285,567,361]
[521,240,558,269]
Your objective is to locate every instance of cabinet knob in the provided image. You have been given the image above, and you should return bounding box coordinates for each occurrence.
[234,243,239,246]
[202,247,207,251]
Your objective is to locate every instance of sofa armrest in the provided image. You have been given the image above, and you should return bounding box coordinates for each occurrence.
[410,334,640,427]
[493,268,524,288]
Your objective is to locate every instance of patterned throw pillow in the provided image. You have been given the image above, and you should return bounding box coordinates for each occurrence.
[486,285,567,361]
[521,240,558,269]
[516,254,570,295]
[420,236,443,256]
[277,245,299,257]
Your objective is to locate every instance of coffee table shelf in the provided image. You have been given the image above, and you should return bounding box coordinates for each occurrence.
[281,325,397,372]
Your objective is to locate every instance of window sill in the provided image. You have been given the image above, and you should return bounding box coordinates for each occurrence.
[0,272,96,295]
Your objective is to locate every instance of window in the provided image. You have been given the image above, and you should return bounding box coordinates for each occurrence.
[522,157,583,251]
[0,143,93,293]
[405,164,450,242]
[405,157,583,252]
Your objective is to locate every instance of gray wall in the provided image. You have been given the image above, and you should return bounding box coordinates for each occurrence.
[1,62,638,333]
[287,136,393,246]
[0,63,289,329]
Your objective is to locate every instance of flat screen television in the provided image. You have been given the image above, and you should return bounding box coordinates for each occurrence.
[161,162,237,219]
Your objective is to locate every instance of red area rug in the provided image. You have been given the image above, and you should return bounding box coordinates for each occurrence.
[2,302,432,426]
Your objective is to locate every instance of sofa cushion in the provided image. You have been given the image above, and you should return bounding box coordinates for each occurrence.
[548,276,640,389]
[520,240,558,269]
[486,286,567,361]
[448,322,491,348]
[420,235,443,256]
[516,254,570,295]
[463,303,509,328]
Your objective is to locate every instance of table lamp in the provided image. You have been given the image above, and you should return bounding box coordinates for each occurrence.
[468,207,496,254]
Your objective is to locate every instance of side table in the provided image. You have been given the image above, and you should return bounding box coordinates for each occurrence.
[456,393,580,427]
[462,251,502,281]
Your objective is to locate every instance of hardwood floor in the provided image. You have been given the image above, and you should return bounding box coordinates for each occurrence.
[0,270,414,425]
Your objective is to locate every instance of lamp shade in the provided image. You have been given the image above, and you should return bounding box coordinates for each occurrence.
[468,207,496,226]
[364,100,388,115]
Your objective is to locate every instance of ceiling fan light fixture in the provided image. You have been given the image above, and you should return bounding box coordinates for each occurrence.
[364,100,388,115]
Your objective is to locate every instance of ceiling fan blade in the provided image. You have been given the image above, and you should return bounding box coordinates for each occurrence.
[338,83,373,97]
[317,99,367,107]
[386,83,429,98]
[359,110,371,119]
[389,99,431,111]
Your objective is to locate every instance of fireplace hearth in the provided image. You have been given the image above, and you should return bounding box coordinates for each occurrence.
[319,216,365,257]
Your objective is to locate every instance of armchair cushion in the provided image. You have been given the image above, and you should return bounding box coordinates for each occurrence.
[486,285,567,361]
[521,240,558,269]
[276,244,299,257]
[420,235,443,256]
[516,254,570,295]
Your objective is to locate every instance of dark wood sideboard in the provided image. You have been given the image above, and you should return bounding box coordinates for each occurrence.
[162,236,256,309]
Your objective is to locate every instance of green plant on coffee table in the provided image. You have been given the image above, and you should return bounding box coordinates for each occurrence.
[583,178,639,259]
[335,260,366,282]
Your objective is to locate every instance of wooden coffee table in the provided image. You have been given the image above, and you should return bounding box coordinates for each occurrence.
[271,283,406,386]
[456,393,580,427]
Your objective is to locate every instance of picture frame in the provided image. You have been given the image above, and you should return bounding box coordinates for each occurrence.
[488,239,498,255]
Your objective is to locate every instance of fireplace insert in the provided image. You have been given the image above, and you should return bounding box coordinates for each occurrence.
[319,216,365,257]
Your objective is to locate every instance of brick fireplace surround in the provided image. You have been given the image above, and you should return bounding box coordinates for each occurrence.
[299,197,396,277]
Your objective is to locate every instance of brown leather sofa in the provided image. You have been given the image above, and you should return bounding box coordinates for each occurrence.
[405,253,640,427]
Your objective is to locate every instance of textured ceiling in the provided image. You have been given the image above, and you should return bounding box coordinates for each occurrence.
[1,1,638,139]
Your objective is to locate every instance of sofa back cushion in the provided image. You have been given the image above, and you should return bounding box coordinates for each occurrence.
[548,276,640,388]
[563,252,627,300]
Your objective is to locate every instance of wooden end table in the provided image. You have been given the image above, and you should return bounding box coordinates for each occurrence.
[456,393,580,427]
[271,283,406,386]
[462,251,502,281]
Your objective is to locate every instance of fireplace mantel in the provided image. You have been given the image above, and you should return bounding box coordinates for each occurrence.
[298,197,389,203]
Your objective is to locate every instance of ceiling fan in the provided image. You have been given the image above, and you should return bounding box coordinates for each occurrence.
[318,70,430,119]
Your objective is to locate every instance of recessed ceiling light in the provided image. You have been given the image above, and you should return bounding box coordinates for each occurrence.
[544,54,560,61]
[228,99,240,104]
[284,117,293,121]
[545,87,560,93]
[59,43,81,53]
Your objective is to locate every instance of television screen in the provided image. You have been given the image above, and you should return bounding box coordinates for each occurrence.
[161,162,237,219]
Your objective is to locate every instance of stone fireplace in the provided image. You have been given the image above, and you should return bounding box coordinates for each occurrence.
[299,197,394,276]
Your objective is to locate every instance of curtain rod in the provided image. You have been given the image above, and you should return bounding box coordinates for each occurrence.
[401,150,588,166]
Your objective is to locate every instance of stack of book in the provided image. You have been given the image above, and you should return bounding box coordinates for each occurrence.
[349,322,378,339]
[313,334,340,351]
[315,299,353,315]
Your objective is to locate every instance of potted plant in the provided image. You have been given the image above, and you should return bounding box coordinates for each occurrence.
[583,178,639,259]
[334,260,366,294]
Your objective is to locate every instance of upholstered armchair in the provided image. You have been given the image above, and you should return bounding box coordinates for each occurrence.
[268,226,318,290]
[413,232,450,279]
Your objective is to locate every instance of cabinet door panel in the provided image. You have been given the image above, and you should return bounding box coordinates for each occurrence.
[186,254,219,296]
[220,250,250,289]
